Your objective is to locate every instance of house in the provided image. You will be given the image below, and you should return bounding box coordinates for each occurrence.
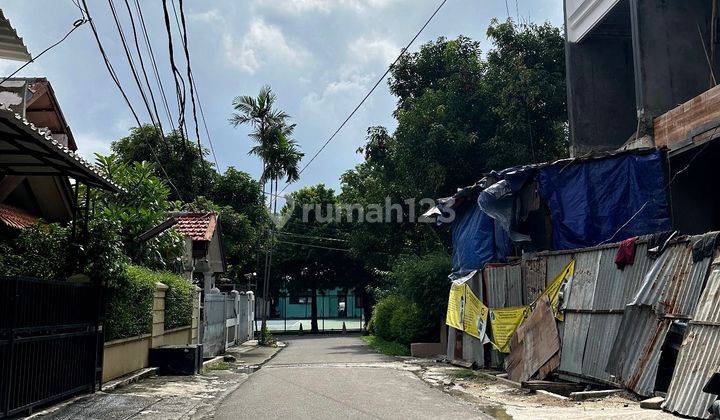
[139,211,227,293]
[0,77,100,236]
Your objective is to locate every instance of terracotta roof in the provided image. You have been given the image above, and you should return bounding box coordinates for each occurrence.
[174,212,218,241]
[0,203,37,229]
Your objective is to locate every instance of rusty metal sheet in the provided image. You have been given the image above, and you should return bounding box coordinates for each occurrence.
[506,295,560,383]
[664,258,720,419]
[522,257,546,304]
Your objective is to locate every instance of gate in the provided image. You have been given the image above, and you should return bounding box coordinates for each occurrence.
[0,277,102,417]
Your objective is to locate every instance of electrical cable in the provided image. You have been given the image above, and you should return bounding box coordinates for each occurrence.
[277,240,350,252]
[107,0,159,128]
[278,0,448,194]
[277,231,349,243]
[0,18,87,86]
[133,0,176,133]
[161,0,189,145]
[122,0,166,142]
[169,0,220,172]
[81,0,182,200]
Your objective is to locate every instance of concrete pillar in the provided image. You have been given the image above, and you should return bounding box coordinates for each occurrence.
[152,282,168,348]
[191,285,201,344]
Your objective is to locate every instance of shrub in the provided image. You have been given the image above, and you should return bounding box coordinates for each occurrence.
[158,271,194,330]
[370,294,424,346]
[104,265,155,341]
[387,253,451,342]
[0,223,69,280]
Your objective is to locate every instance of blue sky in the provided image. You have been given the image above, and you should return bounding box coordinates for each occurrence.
[1,0,562,195]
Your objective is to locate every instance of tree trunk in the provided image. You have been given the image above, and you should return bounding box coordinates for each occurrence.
[311,282,319,333]
[260,165,272,339]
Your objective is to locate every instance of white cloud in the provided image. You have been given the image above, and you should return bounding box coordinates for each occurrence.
[254,0,402,14]
[223,18,311,74]
[74,132,112,161]
[349,36,399,64]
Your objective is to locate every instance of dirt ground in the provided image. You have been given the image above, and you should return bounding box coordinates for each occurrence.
[406,360,678,419]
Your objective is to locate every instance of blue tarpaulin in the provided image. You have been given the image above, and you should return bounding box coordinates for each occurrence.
[537,150,671,250]
[451,202,511,276]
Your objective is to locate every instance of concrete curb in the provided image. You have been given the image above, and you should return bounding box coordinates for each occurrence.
[202,356,226,369]
[101,367,159,392]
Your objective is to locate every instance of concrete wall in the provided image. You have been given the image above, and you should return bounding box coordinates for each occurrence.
[102,283,202,383]
[566,0,719,153]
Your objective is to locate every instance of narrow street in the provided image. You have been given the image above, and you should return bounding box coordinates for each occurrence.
[214,335,489,419]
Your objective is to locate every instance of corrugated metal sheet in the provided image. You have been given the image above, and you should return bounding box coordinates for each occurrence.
[663,259,720,419]
[484,263,523,307]
[607,240,712,396]
[484,264,522,368]
[0,10,31,61]
[558,245,649,385]
[522,257,546,303]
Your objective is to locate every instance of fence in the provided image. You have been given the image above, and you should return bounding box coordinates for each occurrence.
[203,290,254,358]
[256,293,365,333]
[102,282,201,383]
[1,277,102,418]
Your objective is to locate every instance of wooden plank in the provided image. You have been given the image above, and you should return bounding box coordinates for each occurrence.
[506,295,561,383]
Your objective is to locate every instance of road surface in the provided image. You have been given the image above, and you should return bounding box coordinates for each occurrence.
[214,335,490,419]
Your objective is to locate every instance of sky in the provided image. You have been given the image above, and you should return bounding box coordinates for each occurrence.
[0,0,563,196]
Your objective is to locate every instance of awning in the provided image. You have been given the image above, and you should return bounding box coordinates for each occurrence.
[0,108,119,191]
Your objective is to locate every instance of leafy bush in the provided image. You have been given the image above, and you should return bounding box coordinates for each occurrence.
[387,253,451,342]
[368,253,451,346]
[158,271,195,330]
[370,294,423,346]
[104,265,155,341]
[0,223,70,280]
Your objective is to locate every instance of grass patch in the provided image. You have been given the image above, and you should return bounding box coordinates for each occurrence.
[206,361,230,371]
[361,335,410,357]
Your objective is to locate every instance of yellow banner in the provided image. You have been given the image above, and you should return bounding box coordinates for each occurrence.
[544,260,575,321]
[445,282,465,331]
[463,286,489,340]
[489,306,529,353]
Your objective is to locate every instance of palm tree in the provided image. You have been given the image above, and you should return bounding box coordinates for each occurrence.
[230,86,302,340]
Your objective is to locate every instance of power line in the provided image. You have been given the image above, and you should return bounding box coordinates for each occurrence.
[122,0,166,140]
[277,240,350,252]
[277,231,349,243]
[278,0,448,194]
[167,0,220,171]
[172,0,202,150]
[0,18,87,86]
[107,0,162,134]
[132,0,176,132]
[81,0,182,200]
[161,0,189,145]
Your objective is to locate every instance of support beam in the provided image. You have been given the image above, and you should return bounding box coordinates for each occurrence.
[0,175,24,201]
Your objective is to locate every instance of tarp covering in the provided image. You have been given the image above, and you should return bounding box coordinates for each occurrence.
[537,150,671,250]
[451,202,510,276]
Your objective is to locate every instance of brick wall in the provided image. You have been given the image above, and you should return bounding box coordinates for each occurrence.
[654,84,720,148]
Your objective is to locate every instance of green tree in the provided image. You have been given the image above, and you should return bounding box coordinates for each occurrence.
[111,124,211,201]
[230,85,302,335]
[93,154,184,270]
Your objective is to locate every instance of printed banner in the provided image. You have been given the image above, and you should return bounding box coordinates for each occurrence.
[489,306,530,353]
[544,260,575,321]
[463,286,489,340]
[445,282,465,331]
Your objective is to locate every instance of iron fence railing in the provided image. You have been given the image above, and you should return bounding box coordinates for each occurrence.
[1,277,102,418]
[255,294,365,333]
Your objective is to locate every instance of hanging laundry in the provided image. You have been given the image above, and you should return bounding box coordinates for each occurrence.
[615,236,638,269]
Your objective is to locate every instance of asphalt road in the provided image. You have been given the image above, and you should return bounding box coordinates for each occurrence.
[214,335,490,419]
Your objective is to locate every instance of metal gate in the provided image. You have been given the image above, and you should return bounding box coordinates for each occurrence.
[0,277,102,417]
